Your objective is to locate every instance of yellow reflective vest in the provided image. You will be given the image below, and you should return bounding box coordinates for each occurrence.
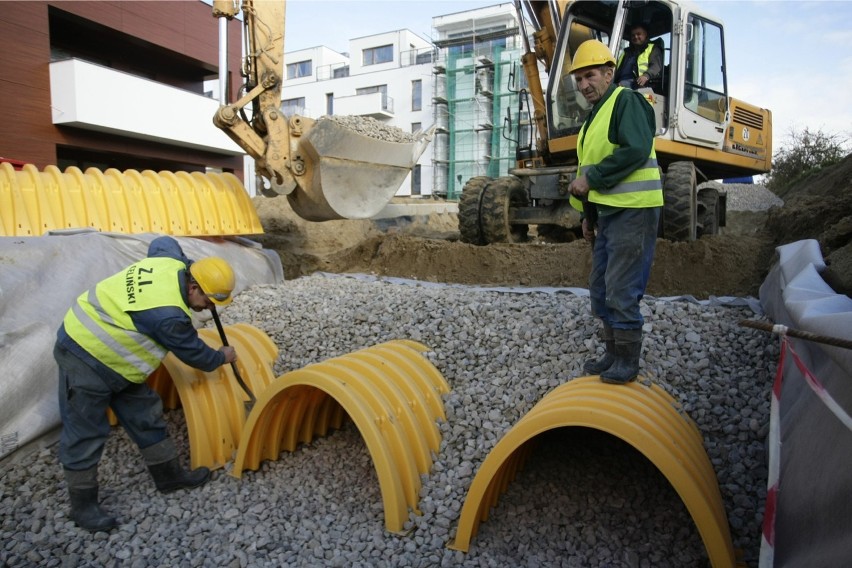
[570,86,663,210]
[63,257,191,383]
[617,42,656,79]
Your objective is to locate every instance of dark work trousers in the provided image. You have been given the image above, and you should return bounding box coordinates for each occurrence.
[55,341,168,471]
[589,206,661,330]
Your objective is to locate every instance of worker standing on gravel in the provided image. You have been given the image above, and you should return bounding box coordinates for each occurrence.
[54,236,237,531]
[567,39,663,384]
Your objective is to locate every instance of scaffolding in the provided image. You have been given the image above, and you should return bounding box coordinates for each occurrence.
[432,37,524,200]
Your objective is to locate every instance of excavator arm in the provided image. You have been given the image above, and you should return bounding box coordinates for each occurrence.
[211,0,433,221]
[212,0,301,196]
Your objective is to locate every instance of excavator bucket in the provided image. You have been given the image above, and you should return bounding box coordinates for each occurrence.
[287,118,434,221]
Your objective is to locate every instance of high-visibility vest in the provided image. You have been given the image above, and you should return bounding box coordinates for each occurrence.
[63,257,191,383]
[570,86,663,210]
[617,42,656,78]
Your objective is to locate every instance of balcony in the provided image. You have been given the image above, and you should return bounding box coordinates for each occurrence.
[334,92,394,119]
[49,58,243,155]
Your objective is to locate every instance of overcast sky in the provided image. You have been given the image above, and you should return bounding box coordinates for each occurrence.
[280,0,852,151]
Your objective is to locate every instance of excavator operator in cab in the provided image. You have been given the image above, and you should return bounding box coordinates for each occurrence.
[614,23,663,90]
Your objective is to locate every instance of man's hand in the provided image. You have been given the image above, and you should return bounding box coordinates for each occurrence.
[569,174,590,198]
[636,74,649,87]
[220,346,237,364]
[582,218,596,242]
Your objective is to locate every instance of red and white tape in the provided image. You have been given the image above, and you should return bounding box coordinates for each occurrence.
[759,329,852,567]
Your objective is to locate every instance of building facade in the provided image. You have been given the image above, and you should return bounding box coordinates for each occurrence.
[0,1,243,176]
[274,3,523,200]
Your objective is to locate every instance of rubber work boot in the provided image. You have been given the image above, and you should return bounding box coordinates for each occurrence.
[600,328,643,385]
[583,323,615,375]
[64,467,117,532]
[148,458,211,493]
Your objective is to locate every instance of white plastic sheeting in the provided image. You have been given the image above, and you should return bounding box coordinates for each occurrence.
[0,231,283,460]
[758,240,852,567]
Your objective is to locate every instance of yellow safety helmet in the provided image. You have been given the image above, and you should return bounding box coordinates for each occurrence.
[569,39,616,73]
[189,257,235,306]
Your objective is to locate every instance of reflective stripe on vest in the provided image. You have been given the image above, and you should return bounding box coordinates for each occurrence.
[616,42,655,78]
[571,86,663,210]
[63,257,191,383]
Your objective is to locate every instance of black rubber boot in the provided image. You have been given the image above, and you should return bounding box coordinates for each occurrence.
[65,467,117,532]
[600,328,643,385]
[148,458,210,493]
[583,323,615,375]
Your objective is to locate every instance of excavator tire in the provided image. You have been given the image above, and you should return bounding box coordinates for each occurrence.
[479,176,529,244]
[662,161,698,241]
[697,186,721,238]
[458,176,491,245]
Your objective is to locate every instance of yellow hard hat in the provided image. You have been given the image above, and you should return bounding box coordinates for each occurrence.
[189,257,235,306]
[569,40,616,73]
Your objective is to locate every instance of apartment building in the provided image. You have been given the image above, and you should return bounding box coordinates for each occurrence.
[274,3,523,200]
[0,1,243,176]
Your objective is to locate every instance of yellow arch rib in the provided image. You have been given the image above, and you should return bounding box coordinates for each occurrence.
[106,324,279,469]
[0,163,263,236]
[448,376,736,568]
[232,340,450,533]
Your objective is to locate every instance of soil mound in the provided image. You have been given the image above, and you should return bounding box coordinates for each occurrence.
[251,157,852,298]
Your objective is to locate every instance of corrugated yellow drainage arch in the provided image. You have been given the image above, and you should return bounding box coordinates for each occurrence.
[448,376,737,568]
[232,340,450,534]
[108,324,279,470]
[0,162,263,236]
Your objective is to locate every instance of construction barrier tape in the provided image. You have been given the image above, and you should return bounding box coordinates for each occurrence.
[759,336,852,566]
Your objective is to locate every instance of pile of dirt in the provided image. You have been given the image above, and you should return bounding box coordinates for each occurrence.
[251,156,852,299]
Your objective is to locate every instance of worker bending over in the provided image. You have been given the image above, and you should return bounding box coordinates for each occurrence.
[54,236,237,531]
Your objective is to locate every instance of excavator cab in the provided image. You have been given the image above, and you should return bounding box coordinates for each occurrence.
[458,0,771,245]
[548,1,677,146]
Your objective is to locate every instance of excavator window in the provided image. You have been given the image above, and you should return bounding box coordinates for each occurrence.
[683,15,727,124]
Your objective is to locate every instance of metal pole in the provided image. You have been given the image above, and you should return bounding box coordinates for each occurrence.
[218,17,229,105]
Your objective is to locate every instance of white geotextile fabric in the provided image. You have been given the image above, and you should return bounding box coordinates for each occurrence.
[0,231,283,460]
[759,239,852,567]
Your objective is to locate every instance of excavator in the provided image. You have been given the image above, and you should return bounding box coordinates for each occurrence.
[458,0,773,244]
[211,0,433,222]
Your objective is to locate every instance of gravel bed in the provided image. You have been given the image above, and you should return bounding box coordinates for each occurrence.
[322,115,420,143]
[702,182,784,212]
[0,276,777,567]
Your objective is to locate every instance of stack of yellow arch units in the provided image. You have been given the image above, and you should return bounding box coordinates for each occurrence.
[0,163,262,236]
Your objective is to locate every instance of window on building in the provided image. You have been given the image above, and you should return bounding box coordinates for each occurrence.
[411,80,422,111]
[356,85,387,97]
[447,26,510,57]
[363,44,393,65]
[326,93,334,115]
[411,165,421,196]
[411,122,422,133]
[281,97,306,117]
[286,60,312,79]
